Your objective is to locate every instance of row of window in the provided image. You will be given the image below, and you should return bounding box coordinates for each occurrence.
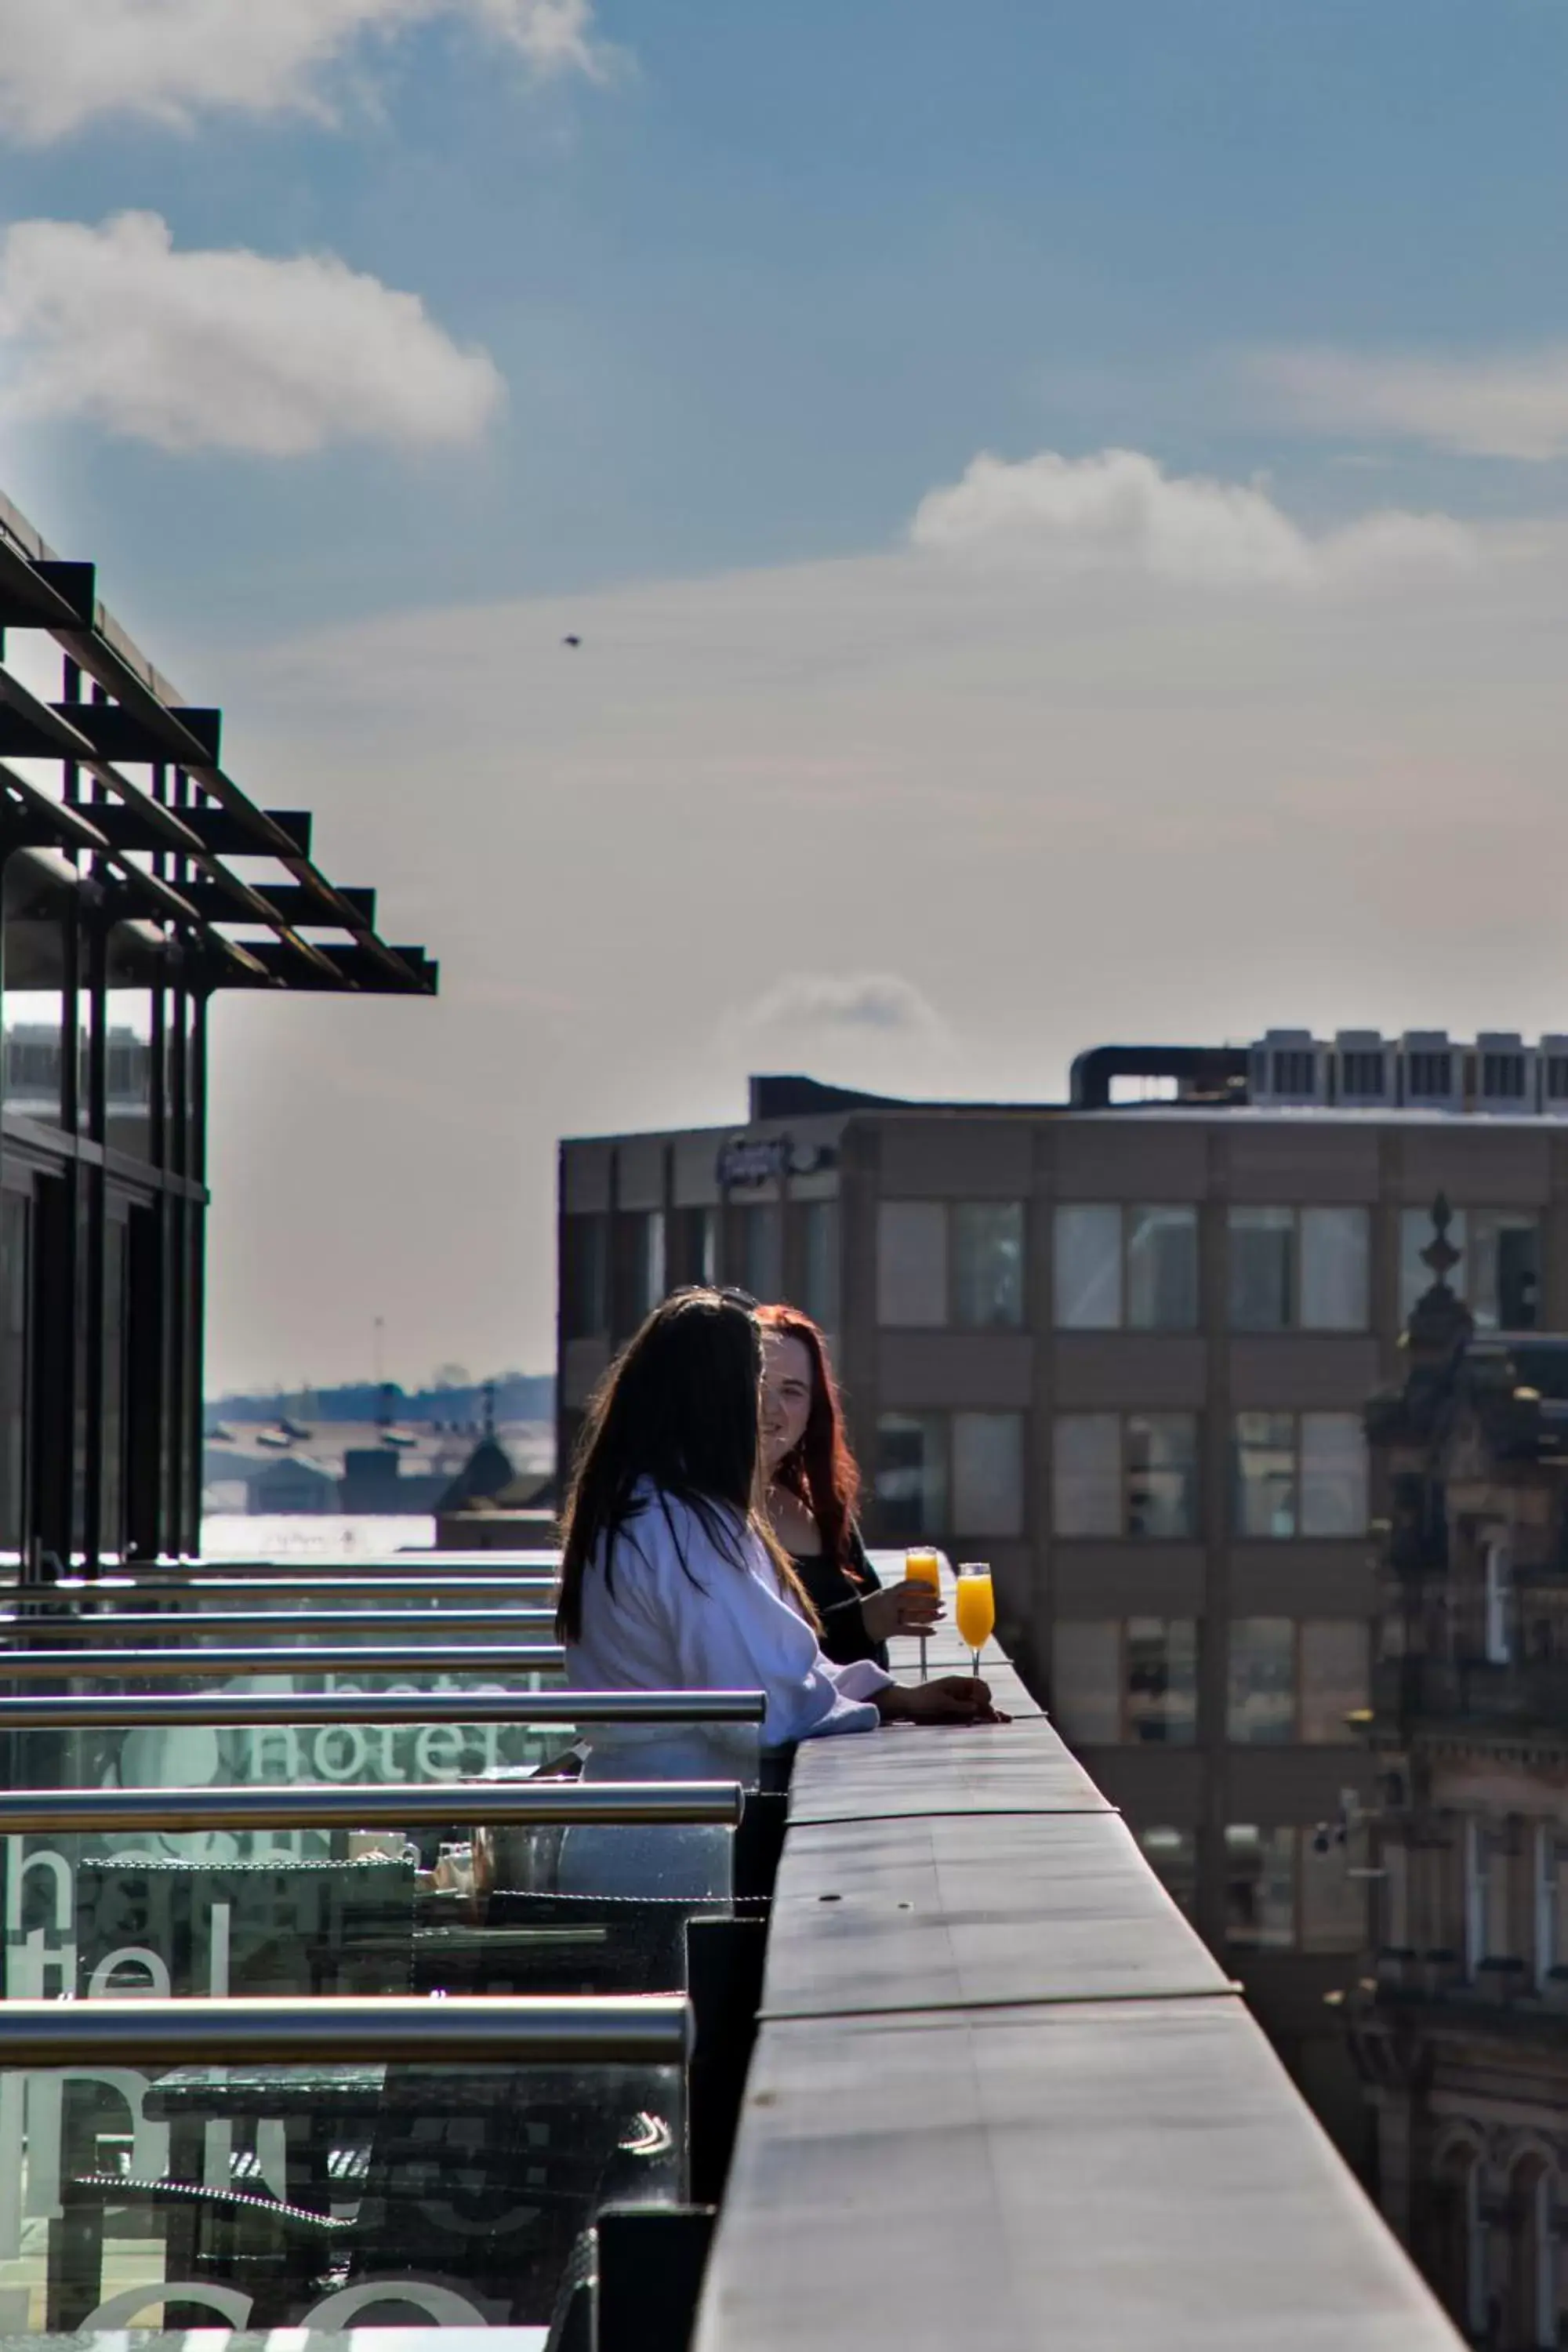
[877,1199,1541,1333]
[1382,1818,1568,1993]
[562,1202,839,1339]
[1053,1617,1369,1747]
[1140,1824,1367,1953]
[872,1410,1369,1541]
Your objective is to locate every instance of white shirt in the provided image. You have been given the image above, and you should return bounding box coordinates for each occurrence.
[565,1483,892,1750]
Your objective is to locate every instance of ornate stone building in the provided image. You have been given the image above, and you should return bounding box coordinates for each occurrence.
[1352,1200,1568,2347]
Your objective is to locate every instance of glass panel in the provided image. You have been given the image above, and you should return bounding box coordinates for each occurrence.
[103,924,161,1163]
[1050,1621,1120,1744]
[876,1202,947,1327]
[1051,1414,1120,1537]
[952,1202,1024,1329]
[1300,1414,1367,1536]
[798,1200,839,1330]
[873,1411,946,1539]
[2,851,71,1131]
[624,1209,667,1321]
[1228,1207,1295,1330]
[1125,1412,1197,1537]
[1225,1824,1295,1949]
[1299,1619,1369,1742]
[1469,1210,1541,1331]
[1125,1618,1197,1745]
[1126,1205,1198,1331]
[1299,1207,1369,1331]
[1054,1204,1122,1330]
[561,1215,608,1338]
[1139,1826,1196,1915]
[1226,1618,1296,1744]
[951,1411,1023,1536]
[0,1189,27,1555]
[735,1203,780,1303]
[1300,1837,1368,1952]
[1234,1412,1297,1537]
[1400,1204,1468,1321]
[100,1217,128,1559]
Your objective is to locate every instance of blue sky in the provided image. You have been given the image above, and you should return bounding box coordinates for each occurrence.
[3,0,1568,1385]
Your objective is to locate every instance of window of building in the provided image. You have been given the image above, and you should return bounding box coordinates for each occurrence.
[1299,1619,1370,1742]
[952,1410,1025,1535]
[1227,1618,1295,1744]
[1051,1617,1197,1745]
[1300,1838,1368,1953]
[953,1202,1024,1328]
[798,1200,839,1330]
[873,1411,948,1539]
[1533,1825,1561,1992]
[1233,1412,1367,1538]
[735,1202,781,1302]
[103,921,161,1163]
[1054,1203,1197,1331]
[619,1207,667,1325]
[1225,1824,1295,1949]
[1053,1412,1198,1537]
[1228,1206,1369,1331]
[1399,1205,1541,1330]
[877,1201,949,1327]
[1138,1826,1196,1916]
[561,1214,609,1338]
[670,1204,718,1290]
[2,851,71,1131]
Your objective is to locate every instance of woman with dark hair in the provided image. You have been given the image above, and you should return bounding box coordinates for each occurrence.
[757,1303,938,1668]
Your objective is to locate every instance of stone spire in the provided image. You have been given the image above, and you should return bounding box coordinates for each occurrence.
[1404,1192,1474,1367]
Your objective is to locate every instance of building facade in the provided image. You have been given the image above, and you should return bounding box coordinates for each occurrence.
[0,488,435,1570]
[558,1036,1568,2151]
[1351,1224,1568,2347]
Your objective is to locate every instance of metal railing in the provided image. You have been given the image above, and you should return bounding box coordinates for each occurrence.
[0,1992,691,2067]
[3,1574,560,1602]
[0,1688,766,1730]
[0,1780,745,1835]
[0,1642,564,1680]
[0,1607,558,1639]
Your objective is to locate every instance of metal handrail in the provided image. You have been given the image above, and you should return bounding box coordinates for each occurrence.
[0,1994,691,2067]
[0,1780,745,1834]
[0,1608,558,1639]
[5,1576,560,1602]
[0,1689,766,1730]
[0,1644,564,1680]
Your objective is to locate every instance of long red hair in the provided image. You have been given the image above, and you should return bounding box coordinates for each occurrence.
[757,1305,864,1578]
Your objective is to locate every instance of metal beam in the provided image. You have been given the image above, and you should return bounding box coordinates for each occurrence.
[0,1642,562,1679]
[0,1689,766,1729]
[47,702,223,764]
[0,1606,557,1637]
[0,1780,744,1833]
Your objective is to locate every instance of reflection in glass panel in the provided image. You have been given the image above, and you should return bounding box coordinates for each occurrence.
[624,1207,666,1320]
[874,1411,947,1538]
[1051,1413,1120,1536]
[1235,1412,1297,1537]
[104,922,161,1161]
[1126,1412,1198,1537]
[1299,1207,1370,1331]
[1301,1838,1368,1952]
[799,1200,839,1330]
[952,1410,1023,1535]
[1226,1617,1295,1744]
[1225,1824,1295,1948]
[1300,1618,1370,1742]
[1051,1620,1120,1744]
[100,1215,127,1558]
[1126,1618,1197,1745]
[1140,1825,1196,1915]
[737,1203,781,1304]
[953,1202,1024,1328]
[1399,1204,1468,1321]
[0,1188,27,1552]
[1127,1205,1198,1330]
[1228,1207,1294,1330]
[1054,1203,1122,1329]
[561,1214,609,1338]
[877,1201,947,1327]
[1469,1209,1541,1331]
[1300,1413,1367,1536]
[1,850,71,1129]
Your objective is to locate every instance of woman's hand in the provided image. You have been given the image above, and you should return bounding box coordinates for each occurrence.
[878,1675,1010,1726]
[860,1578,944,1644]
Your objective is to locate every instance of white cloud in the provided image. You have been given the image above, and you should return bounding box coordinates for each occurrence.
[0,212,504,456]
[735,972,951,1047]
[1250,345,1568,463]
[909,445,1475,589]
[0,0,608,142]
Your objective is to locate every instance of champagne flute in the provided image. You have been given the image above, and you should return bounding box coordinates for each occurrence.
[904,1545,941,1682]
[954,1561,995,1679]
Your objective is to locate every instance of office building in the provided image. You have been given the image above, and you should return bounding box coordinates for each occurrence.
[558,1029,1568,2150]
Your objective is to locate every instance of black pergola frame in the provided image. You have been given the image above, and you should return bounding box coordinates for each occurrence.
[0,488,438,1573]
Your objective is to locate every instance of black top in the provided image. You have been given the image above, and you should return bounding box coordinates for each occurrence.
[791,1526,887,1669]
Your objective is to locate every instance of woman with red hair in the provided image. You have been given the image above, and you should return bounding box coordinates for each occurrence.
[757,1303,941,1667]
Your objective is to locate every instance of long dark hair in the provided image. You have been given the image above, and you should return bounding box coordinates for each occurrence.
[556,1288,811,1642]
[757,1304,864,1578]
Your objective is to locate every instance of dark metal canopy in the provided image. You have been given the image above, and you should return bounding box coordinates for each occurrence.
[0,488,436,996]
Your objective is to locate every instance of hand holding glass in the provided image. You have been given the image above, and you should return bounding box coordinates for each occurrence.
[904,1547,942,1682]
[954,1563,995,1677]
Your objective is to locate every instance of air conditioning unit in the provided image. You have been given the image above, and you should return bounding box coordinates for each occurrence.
[1249,1029,1327,1106]
[1540,1034,1568,1117]
[1399,1030,1461,1112]
[1475,1031,1536,1114]
[1333,1029,1393,1108]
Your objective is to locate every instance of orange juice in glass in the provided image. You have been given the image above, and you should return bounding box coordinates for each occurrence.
[955,1563,995,1676]
[904,1546,941,1682]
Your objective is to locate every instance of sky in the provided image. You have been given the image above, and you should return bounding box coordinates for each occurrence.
[2,0,1567,1390]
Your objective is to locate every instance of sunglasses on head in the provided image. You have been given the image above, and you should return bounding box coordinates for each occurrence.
[668,1283,760,1312]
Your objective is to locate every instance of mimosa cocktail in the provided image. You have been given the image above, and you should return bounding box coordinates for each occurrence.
[955,1563,994,1676]
[905,1547,941,1682]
